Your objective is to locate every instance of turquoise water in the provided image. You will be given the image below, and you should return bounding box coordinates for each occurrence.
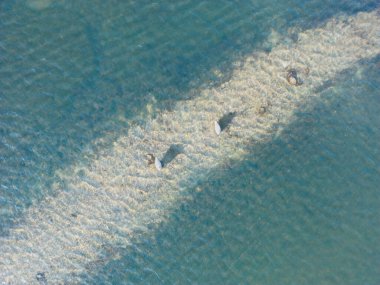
[0,0,379,284]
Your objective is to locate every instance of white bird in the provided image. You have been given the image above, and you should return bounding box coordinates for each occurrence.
[214,121,222,135]
[154,157,163,171]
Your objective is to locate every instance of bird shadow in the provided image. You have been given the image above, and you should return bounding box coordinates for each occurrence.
[218,111,237,131]
[162,144,184,167]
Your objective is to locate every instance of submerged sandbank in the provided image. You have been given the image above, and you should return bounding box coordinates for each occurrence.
[0,10,379,284]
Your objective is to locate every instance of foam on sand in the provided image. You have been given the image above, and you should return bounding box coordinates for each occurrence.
[1,10,379,284]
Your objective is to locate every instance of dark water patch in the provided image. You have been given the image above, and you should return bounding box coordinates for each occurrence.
[80,57,380,284]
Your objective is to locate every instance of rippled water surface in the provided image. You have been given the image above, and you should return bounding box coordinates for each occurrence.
[83,59,380,285]
[0,0,379,284]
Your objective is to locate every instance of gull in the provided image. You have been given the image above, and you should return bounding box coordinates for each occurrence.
[154,157,163,171]
[214,121,222,135]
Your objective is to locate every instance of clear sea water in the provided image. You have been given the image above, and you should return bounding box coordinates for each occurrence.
[0,0,379,284]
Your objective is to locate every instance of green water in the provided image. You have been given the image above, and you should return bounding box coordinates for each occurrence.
[0,0,379,284]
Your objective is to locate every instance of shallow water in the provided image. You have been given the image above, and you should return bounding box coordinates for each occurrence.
[0,0,379,284]
[83,58,380,285]
[1,0,378,232]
